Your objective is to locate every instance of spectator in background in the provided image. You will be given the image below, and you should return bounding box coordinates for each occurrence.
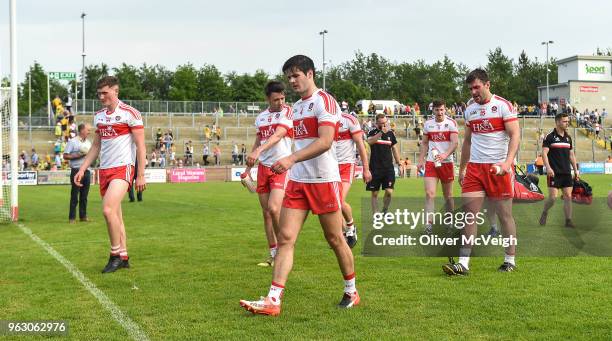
[215,126,222,141]
[64,123,92,223]
[535,153,544,175]
[54,152,62,169]
[213,143,221,165]
[150,150,157,167]
[240,143,247,165]
[31,148,39,169]
[66,95,73,113]
[55,122,62,138]
[170,143,176,166]
[156,128,163,148]
[128,159,143,203]
[606,155,612,163]
[204,125,212,141]
[231,142,238,165]
[203,144,210,166]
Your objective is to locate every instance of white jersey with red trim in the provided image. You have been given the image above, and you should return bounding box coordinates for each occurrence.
[464,95,517,163]
[290,89,341,183]
[423,115,458,163]
[255,105,294,166]
[336,113,363,164]
[94,101,144,169]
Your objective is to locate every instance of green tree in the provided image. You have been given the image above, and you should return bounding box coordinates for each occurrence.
[197,64,230,101]
[113,63,146,99]
[80,63,109,101]
[485,47,514,100]
[18,62,68,116]
[168,63,199,101]
[139,64,173,100]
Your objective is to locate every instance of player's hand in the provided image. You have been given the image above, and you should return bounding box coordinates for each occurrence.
[546,168,555,178]
[135,174,146,192]
[363,169,372,183]
[574,169,580,180]
[417,160,424,171]
[246,150,259,167]
[271,155,296,174]
[74,170,84,187]
[458,172,465,187]
[398,165,404,177]
[435,153,447,163]
[494,161,512,176]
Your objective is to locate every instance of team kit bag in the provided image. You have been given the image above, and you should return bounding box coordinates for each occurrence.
[513,165,545,203]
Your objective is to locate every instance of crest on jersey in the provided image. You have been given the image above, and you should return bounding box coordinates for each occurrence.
[115,116,121,121]
[275,113,280,119]
[491,106,498,113]
[444,123,448,128]
[308,103,314,111]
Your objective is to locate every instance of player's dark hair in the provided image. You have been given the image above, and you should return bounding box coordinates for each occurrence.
[465,68,489,84]
[97,76,119,89]
[265,81,285,97]
[555,112,569,122]
[432,99,445,108]
[282,55,316,77]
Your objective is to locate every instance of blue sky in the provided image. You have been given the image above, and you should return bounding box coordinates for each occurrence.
[1,0,611,81]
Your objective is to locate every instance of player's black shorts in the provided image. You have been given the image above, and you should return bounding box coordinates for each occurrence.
[547,174,573,188]
[366,169,395,191]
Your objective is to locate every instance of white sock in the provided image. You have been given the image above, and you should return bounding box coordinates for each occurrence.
[345,221,355,236]
[491,223,498,231]
[458,247,472,269]
[269,244,277,258]
[504,254,515,265]
[267,282,284,305]
[343,273,356,294]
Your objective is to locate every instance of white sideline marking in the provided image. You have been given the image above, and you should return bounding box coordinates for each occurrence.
[18,224,149,341]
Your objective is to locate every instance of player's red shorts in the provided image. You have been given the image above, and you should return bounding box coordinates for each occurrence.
[338,163,356,184]
[461,162,513,199]
[282,180,343,215]
[424,161,454,183]
[99,165,134,197]
[257,163,288,194]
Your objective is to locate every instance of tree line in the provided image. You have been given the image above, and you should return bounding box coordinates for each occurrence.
[13,47,560,116]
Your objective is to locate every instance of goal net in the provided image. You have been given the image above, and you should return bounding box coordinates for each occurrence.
[0,87,16,222]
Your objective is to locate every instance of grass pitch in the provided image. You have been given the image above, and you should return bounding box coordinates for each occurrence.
[1,175,611,340]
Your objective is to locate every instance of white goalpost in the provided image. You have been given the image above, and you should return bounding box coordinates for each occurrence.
[0,0,20,222]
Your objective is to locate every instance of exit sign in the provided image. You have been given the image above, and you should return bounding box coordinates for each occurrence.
[49,72,76,80]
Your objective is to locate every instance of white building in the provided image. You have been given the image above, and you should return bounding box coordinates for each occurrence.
[537,55,612,112]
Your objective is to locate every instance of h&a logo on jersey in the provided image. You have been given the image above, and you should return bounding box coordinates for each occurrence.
[471,119,494,132]
[259,126,275,139]
[430,132,447,141]
[99,125,118,138]
[294,120,309,137]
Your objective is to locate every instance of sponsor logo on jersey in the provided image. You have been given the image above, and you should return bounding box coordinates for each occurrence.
[98,125,119,138]
[429,132,448,141]
[471,119,495,132]
[294,121,309,137]
[259,126,275,139]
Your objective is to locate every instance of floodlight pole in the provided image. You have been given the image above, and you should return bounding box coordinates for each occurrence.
[81,12,86,114]
[319,29,328,91]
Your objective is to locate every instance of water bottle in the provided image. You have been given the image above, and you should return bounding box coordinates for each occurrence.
[431,147,442,168]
